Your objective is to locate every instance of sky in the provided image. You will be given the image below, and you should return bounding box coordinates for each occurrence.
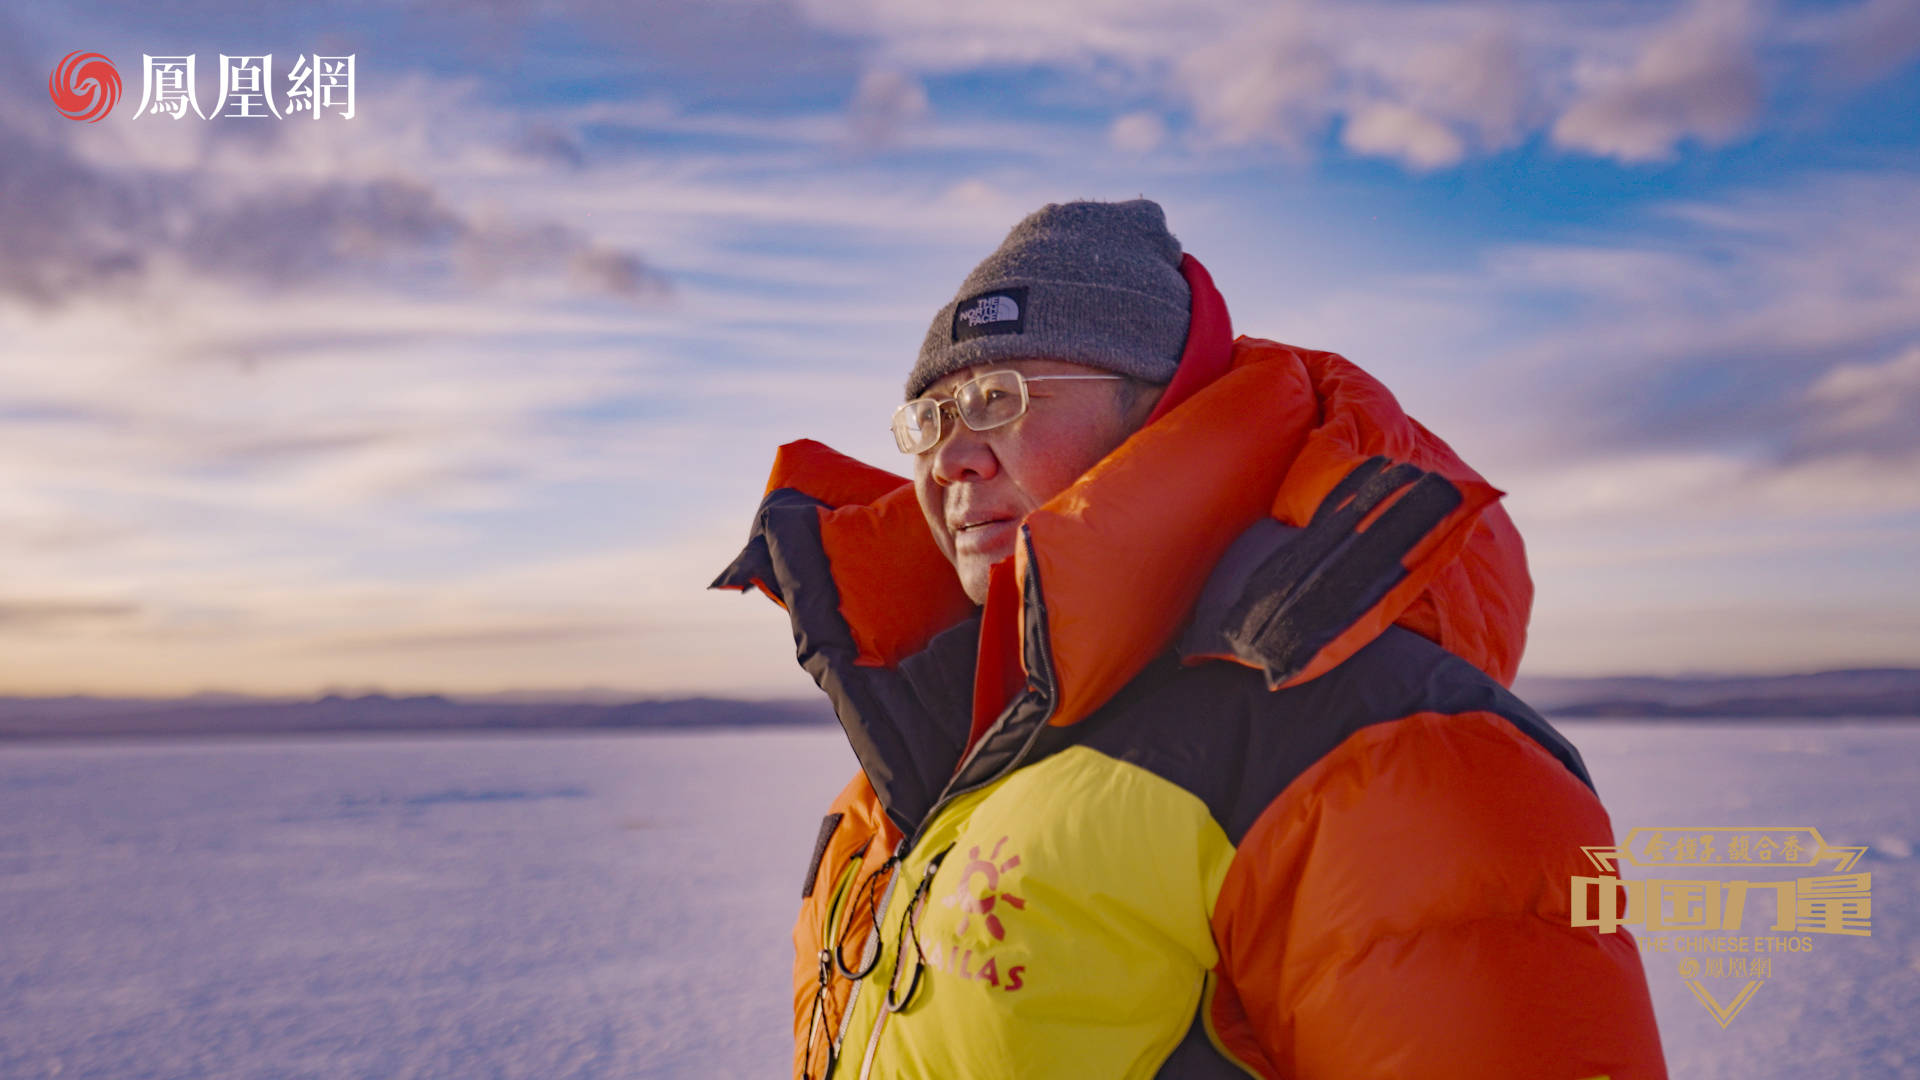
[3,0,1918,699]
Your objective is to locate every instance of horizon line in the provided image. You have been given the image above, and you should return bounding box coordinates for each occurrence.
[6,664,1920,704]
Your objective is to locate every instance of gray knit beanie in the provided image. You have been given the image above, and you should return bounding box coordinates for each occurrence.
[905,199,1190,400]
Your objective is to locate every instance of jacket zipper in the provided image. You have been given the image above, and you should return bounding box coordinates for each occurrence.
[838,524,1062,1075]
[840,692,1060,1077]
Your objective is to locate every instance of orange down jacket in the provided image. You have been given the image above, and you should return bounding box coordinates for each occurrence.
[712,255,1667,1079]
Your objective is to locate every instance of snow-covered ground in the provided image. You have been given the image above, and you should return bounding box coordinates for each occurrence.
[1,723,1913,1079]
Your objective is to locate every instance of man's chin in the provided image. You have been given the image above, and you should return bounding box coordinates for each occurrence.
[955,552,1009,605]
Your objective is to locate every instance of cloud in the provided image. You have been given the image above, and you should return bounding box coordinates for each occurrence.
[1504,445,1920,528]
[1551,0,1764,162]
[1796,0,1920,86]
[1162,9,1558,166]
[1173,6,1337,150]
[509,124,588,169]
[179,177,464,287]
[1395,29,1530,150]
[0,522,821,696]
[1799,346,1920,458]
[847,69,929,145]
[453,213,672,299]
[569,247,670,298]
[1340,102,1465,170]
[1252,169,1920,528]
[314,619,637,654]
[796,0,1183,71]
[0,598,140,628]
[792,0,1918,173]
[0,116,158,307]
[0,52,664,311]
[1504,450,1755,523]
[1108,110,1165,153]
[1523,599,1920,677]
[784,3,1537,167]
[1445,171,1920,468]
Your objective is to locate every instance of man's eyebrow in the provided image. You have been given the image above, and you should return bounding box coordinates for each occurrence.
[928,371,986,396]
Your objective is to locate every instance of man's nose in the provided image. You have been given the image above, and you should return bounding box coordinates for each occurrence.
[928,422,998,486]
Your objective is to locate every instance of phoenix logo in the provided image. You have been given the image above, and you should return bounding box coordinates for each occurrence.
[49,51,122,123]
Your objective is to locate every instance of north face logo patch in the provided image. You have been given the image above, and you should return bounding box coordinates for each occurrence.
[958,295,1019,327]
[952,287,1027,343]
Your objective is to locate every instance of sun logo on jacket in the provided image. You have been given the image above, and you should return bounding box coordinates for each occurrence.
[944,835,1026,941]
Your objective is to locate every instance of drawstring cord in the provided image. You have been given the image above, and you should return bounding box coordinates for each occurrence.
[834,853,899,979]
[885,846,948,1013]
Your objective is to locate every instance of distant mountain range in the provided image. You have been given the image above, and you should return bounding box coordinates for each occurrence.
[0,693,834,740]
[1,668,1915,739]
[1511,667,1920,718]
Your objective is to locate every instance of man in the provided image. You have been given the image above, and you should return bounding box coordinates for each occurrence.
[713,200,1666,1079]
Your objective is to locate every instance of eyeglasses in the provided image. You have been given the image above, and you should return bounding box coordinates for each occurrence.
[891,370,1124,454]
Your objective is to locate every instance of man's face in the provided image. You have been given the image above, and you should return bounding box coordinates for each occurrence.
[912,358,1162,604]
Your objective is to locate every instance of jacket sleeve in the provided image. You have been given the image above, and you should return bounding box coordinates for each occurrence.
[1204,711,1668,1080]
[712,486,974,837]
[791,771,899,1080]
